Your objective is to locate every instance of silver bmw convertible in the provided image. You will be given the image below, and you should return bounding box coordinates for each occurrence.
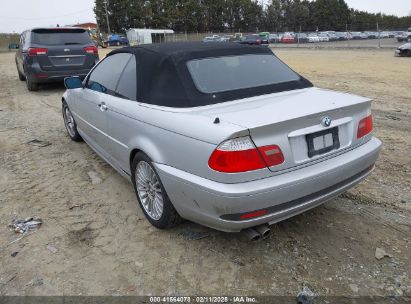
[62,42,381,233]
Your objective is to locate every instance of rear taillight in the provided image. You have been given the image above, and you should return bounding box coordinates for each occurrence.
[84,46,98,54]
[357,115,373,138]
[28,48,48,56]
[208,136,284,173]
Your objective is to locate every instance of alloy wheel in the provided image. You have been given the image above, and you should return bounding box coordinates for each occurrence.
[135,161,164,220]
[63,106,76,137]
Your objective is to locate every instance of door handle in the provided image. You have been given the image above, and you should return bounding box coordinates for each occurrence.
[98,102,108,111]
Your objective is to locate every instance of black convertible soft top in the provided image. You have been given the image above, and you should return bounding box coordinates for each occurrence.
[108,42,312,108]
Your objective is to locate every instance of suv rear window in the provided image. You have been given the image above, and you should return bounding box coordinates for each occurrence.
[187,54,300,94]
[31,29,92,45]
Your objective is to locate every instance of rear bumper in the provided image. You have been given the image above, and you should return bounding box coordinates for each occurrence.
[155,137,382,232]
[24,59,98,83]
[26,68,91,83]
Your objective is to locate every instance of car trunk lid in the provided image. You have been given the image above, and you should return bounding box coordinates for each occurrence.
[196,87,372,173]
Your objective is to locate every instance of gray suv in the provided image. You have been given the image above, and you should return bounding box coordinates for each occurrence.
[15,28,99,91]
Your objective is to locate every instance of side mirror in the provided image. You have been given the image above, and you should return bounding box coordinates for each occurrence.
[64,76,83,89]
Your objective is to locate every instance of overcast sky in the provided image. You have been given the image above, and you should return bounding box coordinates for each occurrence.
[344,0,410,17]
[0,0,410,33]
[0,0,96,33]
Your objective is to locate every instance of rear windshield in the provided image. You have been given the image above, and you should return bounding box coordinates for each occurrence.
[187,54,300,94]
[31,29,92,45]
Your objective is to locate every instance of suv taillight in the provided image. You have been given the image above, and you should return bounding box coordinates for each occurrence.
[28,48,48,56]
[208,136,284,173]
[84,46,98,54]
[357,115,373,138]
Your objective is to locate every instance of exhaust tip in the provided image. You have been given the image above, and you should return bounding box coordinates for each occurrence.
[261,230,271,238]
[254,224,271,239]
[243,228,261,242]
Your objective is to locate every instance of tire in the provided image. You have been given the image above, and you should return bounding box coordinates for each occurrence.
[131,152,182,229]
[16,62,25,81]
[25,75,38,91]
[18,70,25,81]
[62,100,82,142]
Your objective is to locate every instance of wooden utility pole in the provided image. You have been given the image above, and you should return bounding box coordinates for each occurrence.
[104,0,111,34]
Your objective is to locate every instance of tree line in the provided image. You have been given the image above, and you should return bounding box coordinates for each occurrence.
[94,0,411,34]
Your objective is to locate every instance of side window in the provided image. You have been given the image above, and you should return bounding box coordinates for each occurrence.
[115,56,137,100]
[20,32,25,48]
[86,53,132,95]
[24,31,30,48]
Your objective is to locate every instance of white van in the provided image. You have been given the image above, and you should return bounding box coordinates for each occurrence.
[126,28,174,45]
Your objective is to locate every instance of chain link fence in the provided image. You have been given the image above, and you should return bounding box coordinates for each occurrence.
[2,23,409,51]
[168,23,410,49]
[82,26,410,48]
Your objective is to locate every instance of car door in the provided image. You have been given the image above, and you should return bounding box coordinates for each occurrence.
[76,53,132,158]
[103,55,138,172]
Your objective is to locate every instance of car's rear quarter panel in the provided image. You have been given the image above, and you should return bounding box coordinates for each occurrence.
[104,97,260,182]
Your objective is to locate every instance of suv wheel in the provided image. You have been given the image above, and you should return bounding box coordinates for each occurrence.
[16,62,25,81]
[18,71,26,81]
[62,100,82,142]
[25,75,38,91]
[131,152,182,229]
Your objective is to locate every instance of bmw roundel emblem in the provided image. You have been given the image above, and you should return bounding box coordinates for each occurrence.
[321,116,332,127]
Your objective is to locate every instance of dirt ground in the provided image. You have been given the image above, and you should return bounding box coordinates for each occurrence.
[0,48,410,298]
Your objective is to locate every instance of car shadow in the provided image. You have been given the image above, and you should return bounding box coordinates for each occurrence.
[35,81,66,92]
[169,203,330,245]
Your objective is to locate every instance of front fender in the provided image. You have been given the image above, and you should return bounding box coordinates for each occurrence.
[62,90,69,102]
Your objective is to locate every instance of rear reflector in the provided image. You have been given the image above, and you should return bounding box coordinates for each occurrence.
[28,48,48,56]
[208,136,284,173]
[35,74,48,78]
[240,209,268,220]
[357,115,373,138]
[258,145,285,167]
[84,46,98,54]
